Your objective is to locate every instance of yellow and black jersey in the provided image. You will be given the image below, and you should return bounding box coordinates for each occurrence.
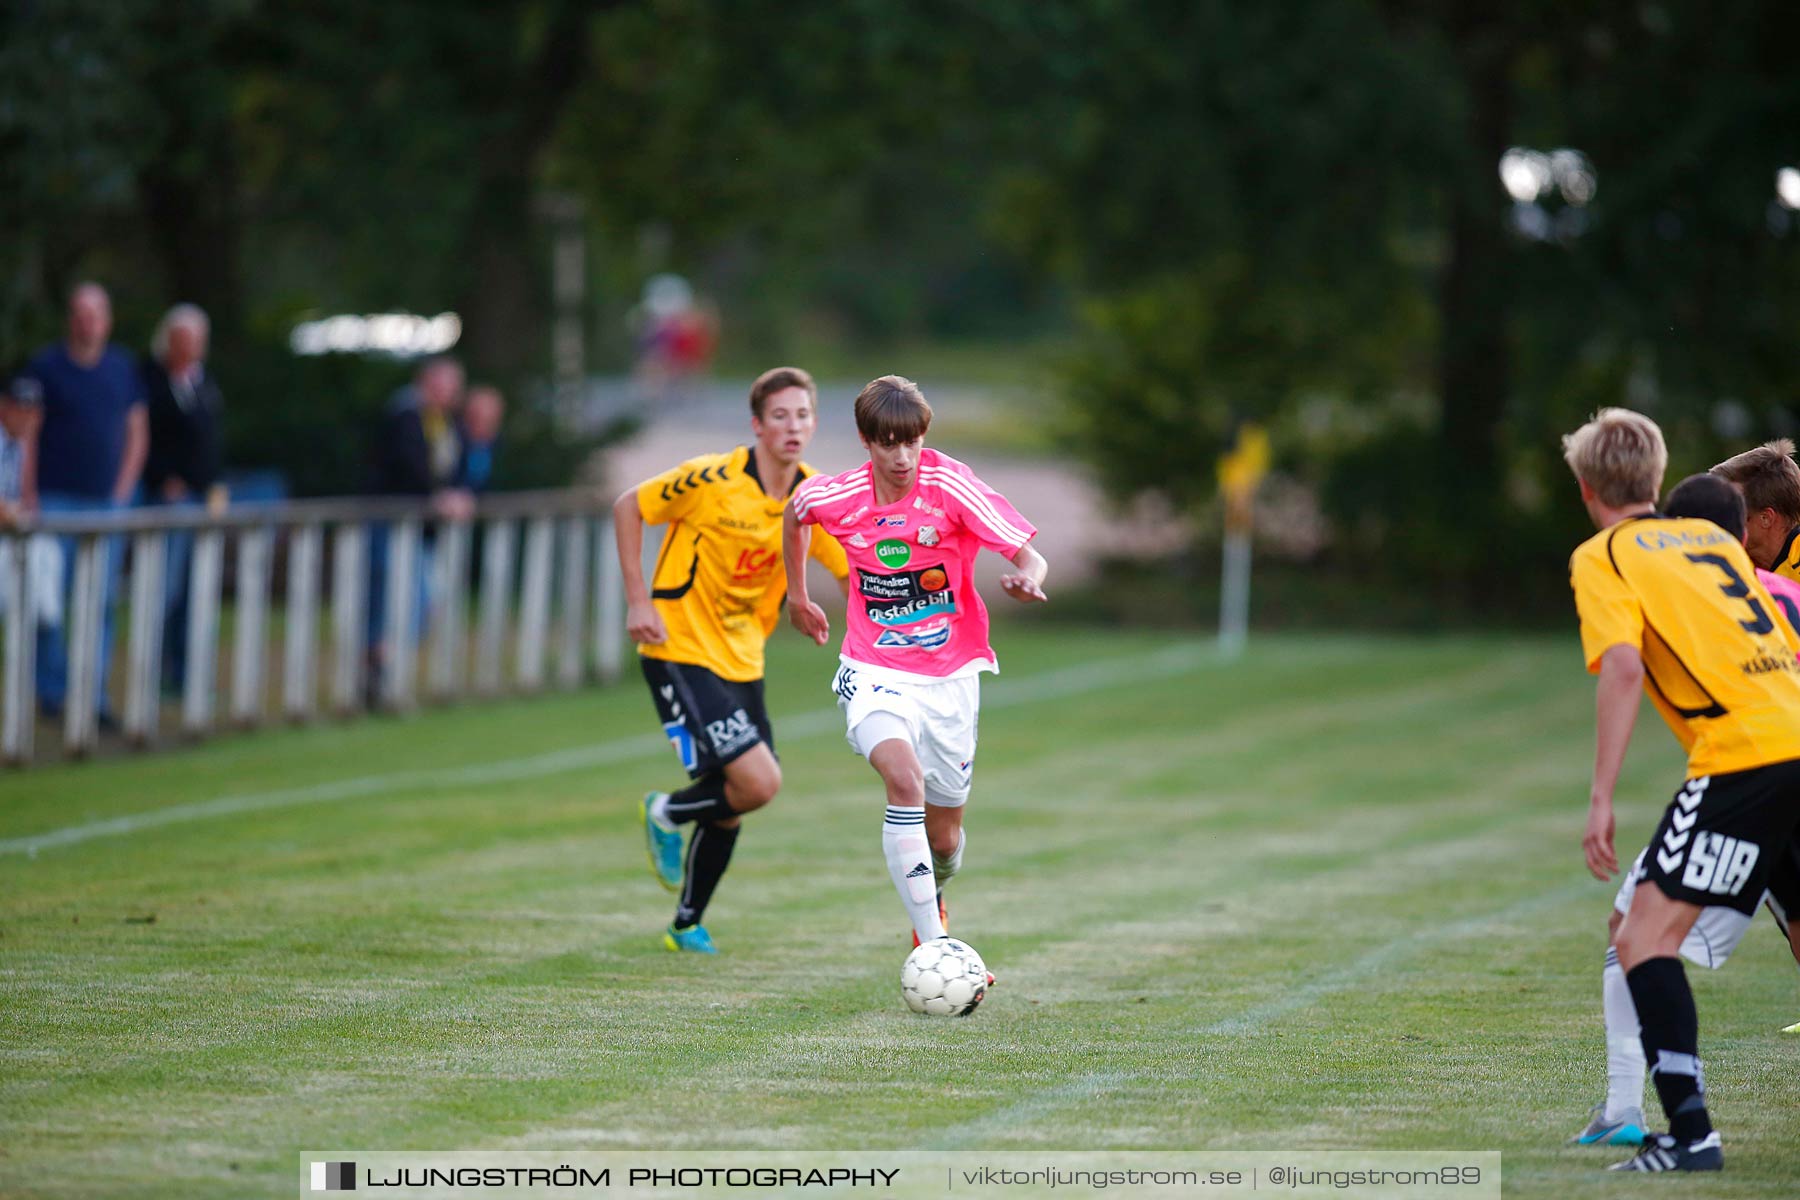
[637,445,849,683]
[1571,514,1800,777]
[1770,525,1800,586]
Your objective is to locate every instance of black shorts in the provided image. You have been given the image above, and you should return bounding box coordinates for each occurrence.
[1764,831,1800,933]
[1640,759,1800,916]
[640,658,773,779]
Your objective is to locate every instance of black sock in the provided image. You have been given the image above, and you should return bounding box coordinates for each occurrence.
[1626,956,1712,1143]
[675,822,740,928]
[662,772,735,826]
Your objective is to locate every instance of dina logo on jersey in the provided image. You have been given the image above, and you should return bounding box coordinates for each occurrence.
[875,618,952,649]
[875,538,911,568]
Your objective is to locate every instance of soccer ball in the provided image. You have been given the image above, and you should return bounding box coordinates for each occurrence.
[901,937,988,1016]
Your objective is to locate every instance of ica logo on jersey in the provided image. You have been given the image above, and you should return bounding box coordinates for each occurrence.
[730,548,778,582]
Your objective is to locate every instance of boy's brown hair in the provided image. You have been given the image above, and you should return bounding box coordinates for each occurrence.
[853,375,932,446]
[749,367,816,419]
[1711,439,1800,524]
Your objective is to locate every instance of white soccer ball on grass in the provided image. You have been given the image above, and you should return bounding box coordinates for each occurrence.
[901,937,988,1016]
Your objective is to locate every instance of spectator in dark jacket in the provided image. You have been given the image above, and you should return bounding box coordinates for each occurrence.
[143,303,226,692]
[365,356,472,698]
[370,355,467,499]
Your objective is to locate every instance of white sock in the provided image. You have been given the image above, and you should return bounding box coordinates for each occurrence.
[1604,946,1646,1120]
[648,793,674,830]
[932,828,965,885]
[884,805,943,942]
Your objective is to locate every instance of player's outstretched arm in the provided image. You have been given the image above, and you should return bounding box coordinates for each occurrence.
[612,487,667,645]
[1584,643,1644,880]
[999,542,1049,604]
[783,500,830,646]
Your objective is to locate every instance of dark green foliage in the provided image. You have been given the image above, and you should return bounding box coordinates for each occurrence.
[7,0,1800,598]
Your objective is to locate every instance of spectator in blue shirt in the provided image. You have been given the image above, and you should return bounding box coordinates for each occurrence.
[13,283,149,722]
[0,384,41,526]
[458,384,504,493]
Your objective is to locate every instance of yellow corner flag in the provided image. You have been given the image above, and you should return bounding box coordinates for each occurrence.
[1216,423,1270,531]
[1216,423,1268,658]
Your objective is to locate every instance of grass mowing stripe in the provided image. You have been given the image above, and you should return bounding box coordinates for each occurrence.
[3,665,1558,1092]
[927,882,1591,1149]
[483,780,1590,1150]
[0,638,1453,860]
[0,644,1215,858]
[1192,881,1592,1036]
[3,686,1572,1147]
[6,634,1789,1200]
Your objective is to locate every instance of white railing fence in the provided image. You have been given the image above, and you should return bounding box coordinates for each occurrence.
[0,490,626,765]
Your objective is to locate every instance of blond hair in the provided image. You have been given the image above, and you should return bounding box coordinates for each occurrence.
[1561,407,1666,507]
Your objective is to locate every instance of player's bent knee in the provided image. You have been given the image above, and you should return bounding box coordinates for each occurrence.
[1615,908,1694,971]
[868,741,925,802]
[720,743,781,811]
[877,763,925,807]
[1607,909,1624,942]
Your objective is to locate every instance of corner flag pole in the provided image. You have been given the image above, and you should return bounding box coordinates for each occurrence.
[1216,424,1269,659]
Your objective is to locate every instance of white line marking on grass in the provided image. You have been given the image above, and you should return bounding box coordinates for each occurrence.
[2,642,1238,859]
[0,738,666,858]
[1193,881,1588,1035]
[925,881,1590,1148]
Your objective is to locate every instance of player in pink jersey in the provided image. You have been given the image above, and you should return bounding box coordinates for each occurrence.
[783,375,1049,949]
[1570,472,1800,1150]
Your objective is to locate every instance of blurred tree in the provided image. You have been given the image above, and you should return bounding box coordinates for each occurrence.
[0,0,153,362]
[992,1,1445,507]
[1041,0,1800,601]
[6,0,1800,568]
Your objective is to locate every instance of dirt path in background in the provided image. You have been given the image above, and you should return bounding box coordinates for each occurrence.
[593,379,1122,584]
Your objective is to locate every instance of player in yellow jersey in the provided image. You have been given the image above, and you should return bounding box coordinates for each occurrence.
[1563,409,1800,1173]
[1571,474,1800,1149]
[611,367,849,953]
[1711,439,1800,583]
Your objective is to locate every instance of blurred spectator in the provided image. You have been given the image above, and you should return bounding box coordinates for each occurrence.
[0,386,61,628]
[370,355,467,501]
[365,355,472,699]
[13,283,148,723]
[143,303,227,694]
[458,384,504,493]
[631,274,717,403]
[0,384,39,527]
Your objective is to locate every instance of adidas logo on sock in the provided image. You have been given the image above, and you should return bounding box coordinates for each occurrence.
[905,863,931,879]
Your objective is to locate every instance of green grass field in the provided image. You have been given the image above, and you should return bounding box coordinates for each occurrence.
[3,627,1798,1198]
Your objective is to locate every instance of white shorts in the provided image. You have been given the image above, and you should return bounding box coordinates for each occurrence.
[1614,848,1762,969]
[833,662,978,808]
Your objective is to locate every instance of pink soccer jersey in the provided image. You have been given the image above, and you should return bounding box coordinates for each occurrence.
[793,448,1037,681]
[1757,568,1800,651]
